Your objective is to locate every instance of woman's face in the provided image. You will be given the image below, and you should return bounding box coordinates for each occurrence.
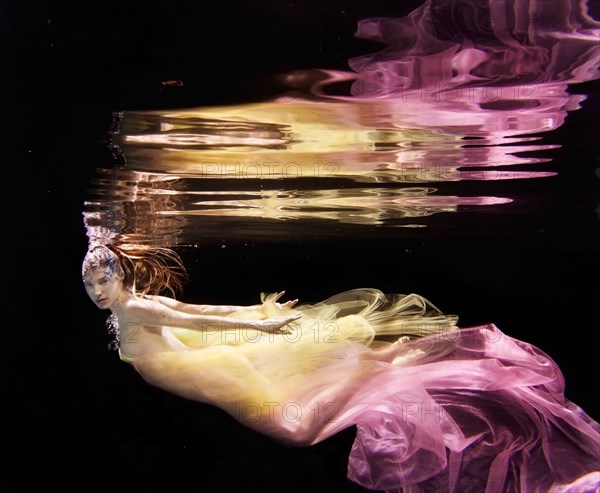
[83,267,124,310]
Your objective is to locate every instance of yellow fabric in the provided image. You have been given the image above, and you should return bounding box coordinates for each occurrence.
[125,289,458,435]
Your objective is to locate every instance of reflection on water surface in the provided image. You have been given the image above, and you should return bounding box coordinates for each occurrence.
[84,0,599,247]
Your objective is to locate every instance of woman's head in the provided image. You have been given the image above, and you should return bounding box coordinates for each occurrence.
[82,245,125,310]
[82,243,188,304]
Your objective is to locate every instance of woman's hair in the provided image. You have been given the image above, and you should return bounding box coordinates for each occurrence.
[82,243,188,298]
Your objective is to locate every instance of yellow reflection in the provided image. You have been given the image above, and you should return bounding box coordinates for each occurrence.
[115,99,556,182]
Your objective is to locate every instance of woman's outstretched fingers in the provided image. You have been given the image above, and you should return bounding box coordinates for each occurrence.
[282,299,299,308]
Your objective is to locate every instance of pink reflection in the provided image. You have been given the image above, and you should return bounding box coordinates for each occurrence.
[349,0,599,94]
[303,0,599,144]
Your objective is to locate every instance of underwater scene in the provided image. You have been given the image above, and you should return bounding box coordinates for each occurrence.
[10,0,599,490]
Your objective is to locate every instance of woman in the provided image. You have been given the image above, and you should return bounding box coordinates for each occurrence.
[82,243,599,493]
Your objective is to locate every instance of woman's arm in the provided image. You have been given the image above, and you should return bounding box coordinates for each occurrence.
[124,297,301,334]
[145,291,298,316]
[144,295,256,316]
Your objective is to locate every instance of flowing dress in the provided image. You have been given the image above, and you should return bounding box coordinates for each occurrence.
[118,289,600,493]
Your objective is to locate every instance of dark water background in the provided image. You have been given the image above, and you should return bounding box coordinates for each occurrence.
[6,0,600,490]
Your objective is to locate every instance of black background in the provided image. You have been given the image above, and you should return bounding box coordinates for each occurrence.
[6,0,600,490]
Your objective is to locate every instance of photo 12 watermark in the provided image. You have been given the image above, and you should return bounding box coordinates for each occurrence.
[194,161,339,179]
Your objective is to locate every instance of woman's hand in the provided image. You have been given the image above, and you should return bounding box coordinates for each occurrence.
[271,291,299,310]
[253,312,302,334]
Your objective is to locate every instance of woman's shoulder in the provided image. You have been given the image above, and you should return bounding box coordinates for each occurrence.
[118,295,162,317]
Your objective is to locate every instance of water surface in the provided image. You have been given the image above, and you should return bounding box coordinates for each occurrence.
[83,0,598,248]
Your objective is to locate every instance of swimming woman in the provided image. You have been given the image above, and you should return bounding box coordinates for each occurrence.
[82,243,600,493]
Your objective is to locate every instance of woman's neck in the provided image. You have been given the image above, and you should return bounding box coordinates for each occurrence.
[110,289,135,314]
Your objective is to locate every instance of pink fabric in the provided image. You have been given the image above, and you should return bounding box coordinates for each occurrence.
[343,325,599,492]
